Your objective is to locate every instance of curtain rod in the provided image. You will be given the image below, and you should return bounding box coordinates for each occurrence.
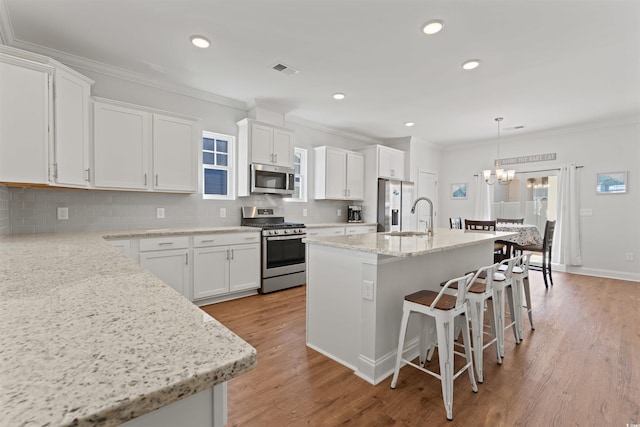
[474,165,584,177]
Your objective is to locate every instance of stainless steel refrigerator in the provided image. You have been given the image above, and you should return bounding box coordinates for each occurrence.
[377,178,415,232]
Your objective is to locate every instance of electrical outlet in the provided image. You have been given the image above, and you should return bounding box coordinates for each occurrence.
[626,252,634,261]
[362,280,374,300]
[220,208,226,218]
[57,207,69,220]
[156,207,165,219]
[303,208,308,217]
[337,208,342,217]
[579,208,593,216]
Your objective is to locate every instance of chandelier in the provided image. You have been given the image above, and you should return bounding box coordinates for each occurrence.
[483,117,515,185]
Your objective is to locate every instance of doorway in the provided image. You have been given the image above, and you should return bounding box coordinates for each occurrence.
[417,169,438,230]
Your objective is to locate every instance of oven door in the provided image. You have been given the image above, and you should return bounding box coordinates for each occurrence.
[262,234,306,278]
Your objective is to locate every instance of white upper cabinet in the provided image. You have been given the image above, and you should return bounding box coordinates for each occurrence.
[93,98,198,193]
[237,118,295,196]
[152,114,198,192]
[377,145,405,180]
[0,46,95,188]
[51,66,94,187]
[93,101,151,190]
[314,146,364,200]
[0,51,52,185]
[238,119,294,167]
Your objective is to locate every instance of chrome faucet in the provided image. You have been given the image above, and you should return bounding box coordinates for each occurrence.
[410,197,434,235]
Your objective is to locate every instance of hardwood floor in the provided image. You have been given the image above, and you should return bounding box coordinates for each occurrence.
[202,272,640,426]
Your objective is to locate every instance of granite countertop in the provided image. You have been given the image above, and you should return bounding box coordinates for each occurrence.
[305,222,377,228]
[0,232,257,427]
[303,228,517,257]
[102,226,258,239]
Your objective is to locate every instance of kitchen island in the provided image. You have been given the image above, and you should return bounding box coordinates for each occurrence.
[304,228,516,385]
[0,232,256,427]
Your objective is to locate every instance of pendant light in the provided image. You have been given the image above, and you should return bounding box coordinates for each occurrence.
[483,117,515,185]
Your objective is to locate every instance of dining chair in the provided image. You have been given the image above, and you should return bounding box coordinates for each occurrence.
[496,218,524,224]
[449,217,462,229]
[513,220,556,288]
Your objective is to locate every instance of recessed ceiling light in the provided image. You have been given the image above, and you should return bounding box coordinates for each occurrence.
[333,93,345,100]
[422,20,445,35]
[462,59,481,70]
[404,122,415,127]
[190,35,210,49]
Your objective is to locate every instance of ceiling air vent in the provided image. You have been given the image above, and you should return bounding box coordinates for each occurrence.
[272,62,300,75]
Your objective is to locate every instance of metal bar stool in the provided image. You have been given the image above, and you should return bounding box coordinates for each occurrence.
[444,263,501,383]
[505,253,534,337]
[390,273,477,421]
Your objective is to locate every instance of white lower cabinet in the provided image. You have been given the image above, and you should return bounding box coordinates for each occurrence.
[307,225,377,237]
[192,233,260,303]
[346,225,378,235]
[138,236,190,298]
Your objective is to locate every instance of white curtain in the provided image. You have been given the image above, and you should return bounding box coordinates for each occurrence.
[555,164,582,266]
[473,172,491,220]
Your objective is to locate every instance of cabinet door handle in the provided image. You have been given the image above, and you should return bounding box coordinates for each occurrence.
[230,249,234,260]
[226,249,230,260]
[53,163,58,179]
[200,239,215,243]
[144,173,147,186]
[158,242,174,246]
[85,168,91,182]
[185,253,188,265]
[155,174,159,186]
[274,153,277,163]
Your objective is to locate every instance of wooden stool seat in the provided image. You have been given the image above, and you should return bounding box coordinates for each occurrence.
[405,290,457,310]
[447,280,486,294]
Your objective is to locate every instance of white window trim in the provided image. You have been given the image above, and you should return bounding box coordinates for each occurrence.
[284,147,308,202]
[202,130,235,200]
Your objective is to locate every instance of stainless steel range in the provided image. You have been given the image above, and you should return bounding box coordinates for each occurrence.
[241,206,306,294]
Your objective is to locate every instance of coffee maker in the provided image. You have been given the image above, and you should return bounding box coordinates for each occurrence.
[347,205,363,223]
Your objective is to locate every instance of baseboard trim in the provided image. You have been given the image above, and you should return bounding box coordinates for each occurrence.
[564,266,640,282]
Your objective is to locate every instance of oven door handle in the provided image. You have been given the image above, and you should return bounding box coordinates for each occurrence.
[265,235,306,241]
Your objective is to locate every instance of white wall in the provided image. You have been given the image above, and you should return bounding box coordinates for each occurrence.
[438,120,640,281]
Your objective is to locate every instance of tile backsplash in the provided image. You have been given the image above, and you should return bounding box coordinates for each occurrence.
[0,185,9,237]
[7,187,352,234]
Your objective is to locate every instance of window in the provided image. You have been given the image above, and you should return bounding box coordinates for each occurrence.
[491,173,558,230]
[284,148,307,202]
[202,131,234,199]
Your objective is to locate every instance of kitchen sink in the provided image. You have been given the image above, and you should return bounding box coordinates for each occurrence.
[385,231,432,237]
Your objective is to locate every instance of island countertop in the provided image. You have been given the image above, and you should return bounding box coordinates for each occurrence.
[0,232,257,427]
[303,228,517,257]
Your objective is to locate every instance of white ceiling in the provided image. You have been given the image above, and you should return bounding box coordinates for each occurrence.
[2,0,639,146]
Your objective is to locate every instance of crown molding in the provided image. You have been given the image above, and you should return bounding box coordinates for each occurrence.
[285,115,382,144]
[6,36,249,111]
[442,115,640,152]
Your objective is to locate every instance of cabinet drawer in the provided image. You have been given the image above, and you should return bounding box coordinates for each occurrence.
[306,227,346,237]
[346,226,377,235]
[139,236,189,251]
[193,232,260,248]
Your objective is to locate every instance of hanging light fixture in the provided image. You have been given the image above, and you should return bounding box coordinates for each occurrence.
[483,117,516,185]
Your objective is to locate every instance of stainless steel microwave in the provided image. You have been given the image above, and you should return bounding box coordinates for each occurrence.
[250,163,295,196]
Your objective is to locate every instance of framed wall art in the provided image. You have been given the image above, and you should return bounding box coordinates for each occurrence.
[451,183,468,199]
[596,171,627,194]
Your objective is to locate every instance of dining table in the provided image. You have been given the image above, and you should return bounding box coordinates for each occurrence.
[496,223,543,247]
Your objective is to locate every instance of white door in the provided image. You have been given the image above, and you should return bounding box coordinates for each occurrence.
[229,244,260,292]
[0,60,50,184]
[346,152,364,200]
[152,114,198,192]
[93,102,150,190]
[53,68,91,187]
[325,148,347,199]
[272,129,294,168]
[193,246,230,299]
[139,249,189,298]
[250,122,273,164]
[417,169,438,230]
